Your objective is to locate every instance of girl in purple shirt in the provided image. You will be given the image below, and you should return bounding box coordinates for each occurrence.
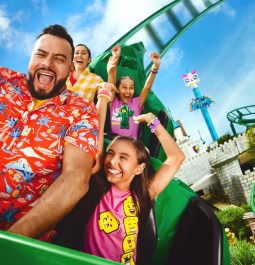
[107,45,161,138]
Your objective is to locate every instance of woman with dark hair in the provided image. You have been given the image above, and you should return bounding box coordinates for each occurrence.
[66,44,104,101]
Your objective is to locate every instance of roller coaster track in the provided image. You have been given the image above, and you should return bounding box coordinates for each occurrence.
[89,0,225,155]
[227,105,255,135]
[105,0,225,76]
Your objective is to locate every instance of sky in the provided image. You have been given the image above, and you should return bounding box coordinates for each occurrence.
[0,0,254,144]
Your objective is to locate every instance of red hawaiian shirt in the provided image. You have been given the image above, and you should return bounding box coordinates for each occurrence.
[0,66,98,230]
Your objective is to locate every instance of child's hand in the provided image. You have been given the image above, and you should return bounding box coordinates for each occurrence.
[150,52,161,68]
[107,56,118,73]
[111,44,121,59]
[107,45,121,73]
[133,112,156,125]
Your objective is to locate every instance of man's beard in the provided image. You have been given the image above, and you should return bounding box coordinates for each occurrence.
[27,70,67,100]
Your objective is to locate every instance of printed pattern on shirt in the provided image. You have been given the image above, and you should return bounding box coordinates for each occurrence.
[0,66,98,230]
[98,195,138,265]
[66,68,103,101]
[110,97,144,138]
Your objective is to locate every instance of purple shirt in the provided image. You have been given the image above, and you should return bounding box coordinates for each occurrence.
[110,97,144,138]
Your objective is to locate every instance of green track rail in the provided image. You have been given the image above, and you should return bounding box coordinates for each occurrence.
[227,105,255,135]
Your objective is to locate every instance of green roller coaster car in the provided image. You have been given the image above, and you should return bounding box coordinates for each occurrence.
[0,42,230,265]
[0,174,230,265]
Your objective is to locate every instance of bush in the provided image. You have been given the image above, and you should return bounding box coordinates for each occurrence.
[215,205,251,240]
[240,204,252,213]
[230,240,255,265]
[217,133,234,145]
[246,125,255,159]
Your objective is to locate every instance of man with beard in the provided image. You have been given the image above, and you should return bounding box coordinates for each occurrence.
[0,24,99,239]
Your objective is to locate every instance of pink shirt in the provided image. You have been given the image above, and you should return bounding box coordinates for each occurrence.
[110,97,144,138]
[84,185,139,264]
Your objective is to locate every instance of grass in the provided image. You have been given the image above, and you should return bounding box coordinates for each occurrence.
[229,240,255,265]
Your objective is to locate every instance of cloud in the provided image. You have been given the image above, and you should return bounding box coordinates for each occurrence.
[84,0,104,15]
[13,10,29,23]
[221,2,236,18]
[0,5,34,55]
[0,6,10,31]
[66,0,172,55]
[162,46,185,69]
[216,67,255,120]
[0,7,16,48]
[31,0,48,15]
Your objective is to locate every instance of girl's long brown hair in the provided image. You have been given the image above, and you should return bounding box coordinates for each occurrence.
[107,136,153,234]
[53,136,153,249]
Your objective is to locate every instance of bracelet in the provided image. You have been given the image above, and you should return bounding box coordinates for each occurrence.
[98,88,112,97]
[151,66,159,74]
[98,93,110,102]
[148,117,160,133]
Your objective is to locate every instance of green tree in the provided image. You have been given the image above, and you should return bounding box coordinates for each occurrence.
[246,125,255,159]
[217,133,234,145]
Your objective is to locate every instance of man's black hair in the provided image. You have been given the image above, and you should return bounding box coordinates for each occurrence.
[36,24,75,61]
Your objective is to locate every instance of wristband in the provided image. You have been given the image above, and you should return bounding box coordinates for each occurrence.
[98,93,110,102]
[98,88,112,98]
[98,88,112,102]
[151,66,159,74]
[148,117,160,133]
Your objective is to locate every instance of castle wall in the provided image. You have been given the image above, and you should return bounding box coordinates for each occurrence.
[175,133,255,205]
[175,152,213,185]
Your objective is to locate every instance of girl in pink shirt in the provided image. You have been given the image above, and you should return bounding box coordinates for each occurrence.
[53,112,185,265]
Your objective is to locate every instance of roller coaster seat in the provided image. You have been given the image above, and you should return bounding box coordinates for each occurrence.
[136,158,159,265]
[136,205,158,265]
[168,196,223,265]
